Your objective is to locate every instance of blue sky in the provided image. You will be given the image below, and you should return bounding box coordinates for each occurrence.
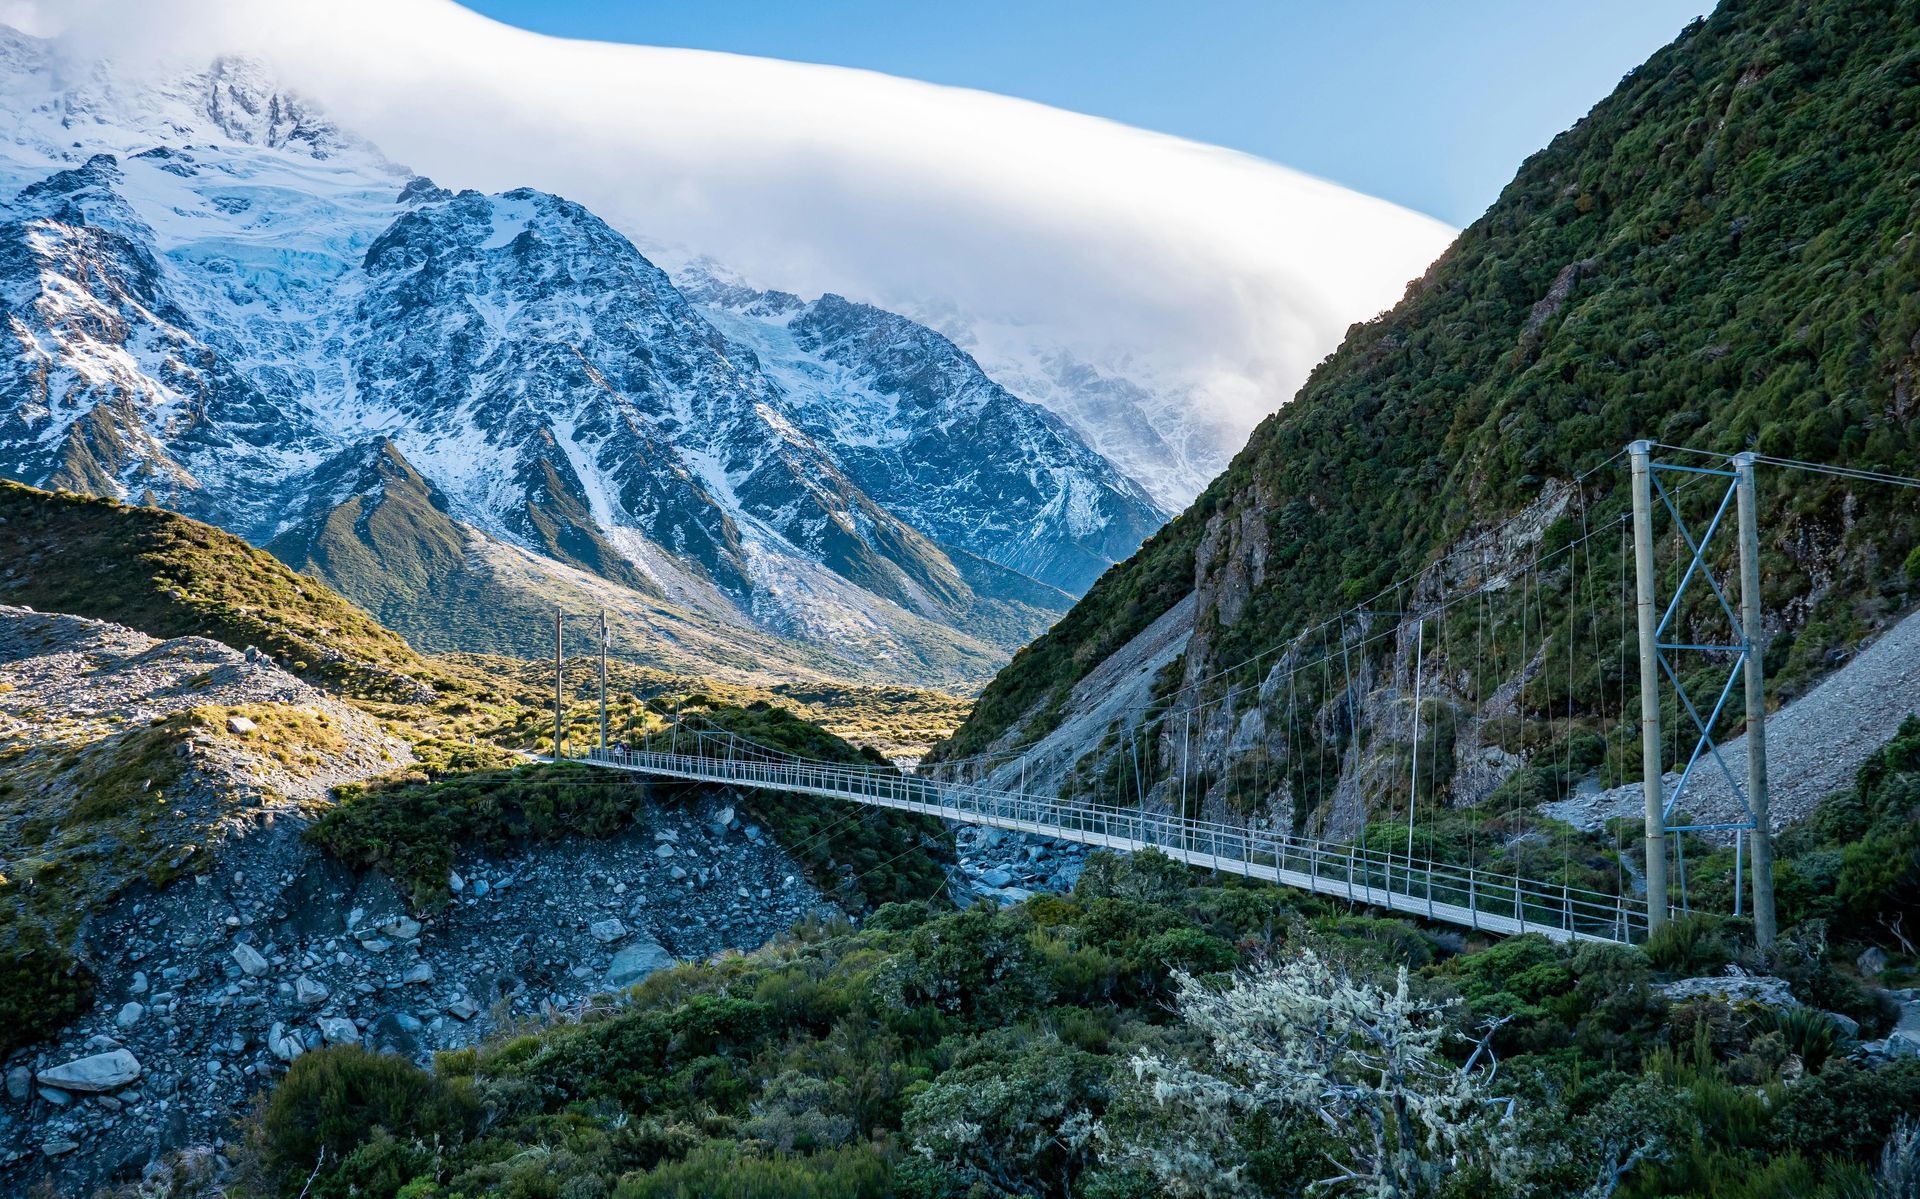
[456,0,1714,226]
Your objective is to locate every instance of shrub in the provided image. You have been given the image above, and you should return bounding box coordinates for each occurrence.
[0,914,93,1057]
[258,1047,476,1190]
[1645,913,1733,974]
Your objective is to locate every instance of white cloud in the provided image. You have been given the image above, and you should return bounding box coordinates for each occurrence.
[21,0,1454,462]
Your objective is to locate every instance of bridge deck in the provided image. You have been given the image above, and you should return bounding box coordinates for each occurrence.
[565,747,1641,944]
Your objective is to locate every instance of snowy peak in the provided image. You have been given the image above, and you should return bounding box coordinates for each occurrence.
[0,33,1170,686]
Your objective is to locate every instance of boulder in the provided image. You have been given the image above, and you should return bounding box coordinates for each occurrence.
[606,939,676,988]
[590,918,627,944]
[5,1066,29,1102]
[267,1023,304,1063]
[114,1002,145,1029]
[294,975,330,1006]
[317,1016,361,1046]
[448,871,465,894]
[226,715,256,735]
[345,873,409,935]
[1659,972,1796,1009]
[1857,946,1889,977]
[654,844,675,859]
[979,867,1014,889]
[129,971,148,996]
[401,962,435,985]
[231,941,271,978]
[36,1049,142,1093]
[379,916,422,941]
[446,997,479,1021]
[371,1013,424,1052]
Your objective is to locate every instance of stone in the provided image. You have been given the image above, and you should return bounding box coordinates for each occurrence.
[316,1016,361,1046]
[5,1066,29,1102]
[471,879,490,898]
[379,916,422,941]
[669,866,688,881]
[358,937,392,953]
[654,844,675,859]
[36,1049,142,1093]
[1659,972,1796,1009]
[713,806,735,829]
[114,1002,145,1029]
[266,1023,304,1063]
[129,971,148,996]
[1858,946,1889,977]
[294,975,330,1006]
[1824,1010,1861,1040]
[401,962,435,985]
[231,941,271,978]
[225,715,256,735]
[606,939,676,988]
[590,918,627,944]
[446,998,479,1021]
[42,1138,79,1157]
[371,1013,424,1051]
[448,871,465,893]
[37,1085,72,1106]
[979,868,1014,888]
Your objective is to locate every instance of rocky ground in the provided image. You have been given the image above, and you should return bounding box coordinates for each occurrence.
[0,605,844,1196]
[949,822,1091,906]
[0,785,836,1195]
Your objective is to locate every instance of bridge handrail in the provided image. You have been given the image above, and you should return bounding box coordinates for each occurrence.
[570,745,1642,942]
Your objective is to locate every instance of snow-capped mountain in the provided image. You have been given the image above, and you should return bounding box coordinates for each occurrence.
[0,29,1170,686]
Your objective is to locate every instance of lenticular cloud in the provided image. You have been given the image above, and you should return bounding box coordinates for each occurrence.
[20,0,1455,486]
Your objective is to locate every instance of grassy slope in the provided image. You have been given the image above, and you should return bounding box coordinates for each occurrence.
[938,0,1920,761]
[0,480,463,706]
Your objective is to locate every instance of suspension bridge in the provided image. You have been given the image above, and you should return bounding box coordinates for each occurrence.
[544,443,1920,948]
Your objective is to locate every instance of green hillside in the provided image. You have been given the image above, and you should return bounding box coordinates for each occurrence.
[0,480,453,706]
[940,0,1920,767]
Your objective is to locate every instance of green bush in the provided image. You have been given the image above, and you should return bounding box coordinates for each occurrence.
[0,913,93,1057]
[1644,914,1733,974]
[258,1047,477,1192]
[613,1143,889,1199]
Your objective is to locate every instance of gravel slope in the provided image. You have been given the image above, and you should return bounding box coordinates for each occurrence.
[1548,605,1920,831]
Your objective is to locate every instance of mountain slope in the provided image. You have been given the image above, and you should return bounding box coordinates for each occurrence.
[936,0,1920,829]
[0,480,449,705]
[0,29,1159,688]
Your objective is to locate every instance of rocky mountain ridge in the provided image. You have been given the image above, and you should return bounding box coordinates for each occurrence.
[0,28,1166,688]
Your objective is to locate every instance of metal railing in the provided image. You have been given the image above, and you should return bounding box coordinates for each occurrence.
[568,741,1642,944]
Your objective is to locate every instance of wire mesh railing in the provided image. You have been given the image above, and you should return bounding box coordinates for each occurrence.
[570,743,1642,944]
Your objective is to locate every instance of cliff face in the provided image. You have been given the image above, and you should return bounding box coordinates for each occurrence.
[935,0,1920,838]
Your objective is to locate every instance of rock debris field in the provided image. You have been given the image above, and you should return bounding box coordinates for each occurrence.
[2,789,836,1194]
[0,605,839,1195]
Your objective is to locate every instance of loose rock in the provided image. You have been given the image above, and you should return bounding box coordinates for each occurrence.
[35,1050,142,1094]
